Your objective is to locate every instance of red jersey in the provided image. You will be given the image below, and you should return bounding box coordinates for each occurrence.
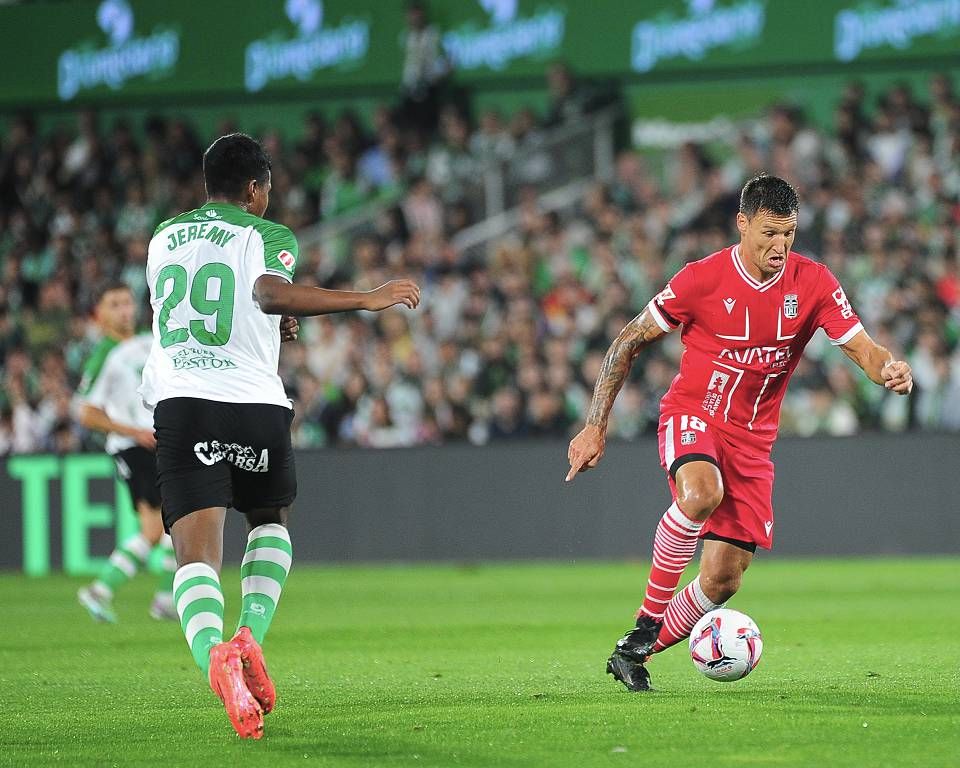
[648,245,863,451]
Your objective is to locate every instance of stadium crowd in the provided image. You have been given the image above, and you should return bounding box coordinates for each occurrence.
[0,72,958,453]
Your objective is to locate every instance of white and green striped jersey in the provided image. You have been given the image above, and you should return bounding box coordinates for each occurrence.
[140,202,297,410]
[80,333,154,454]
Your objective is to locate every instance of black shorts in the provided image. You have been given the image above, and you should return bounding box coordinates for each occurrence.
[113,446,161,509]
[154,397,297,531]
[701,531,758,554]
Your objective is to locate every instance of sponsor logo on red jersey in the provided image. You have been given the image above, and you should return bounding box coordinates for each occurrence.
[719,345,793,368]
[832,286,853,319]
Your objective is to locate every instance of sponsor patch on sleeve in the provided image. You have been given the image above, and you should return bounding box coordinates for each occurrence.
[278,250,296,270]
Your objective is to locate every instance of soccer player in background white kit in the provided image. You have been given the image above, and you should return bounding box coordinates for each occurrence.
[76,282,178,623]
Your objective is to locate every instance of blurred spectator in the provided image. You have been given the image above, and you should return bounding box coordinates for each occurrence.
[508,108,553,186]
[399,1,448,138]
[426,109,478,206]
[488,386,526,440]
[470,109,515,165]
[543,62,611,128]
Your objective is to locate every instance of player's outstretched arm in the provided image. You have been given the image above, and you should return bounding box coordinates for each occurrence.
[254,275,421,317]
[839,329,913,394]
[565,307,666,482]
[77,403,156,449]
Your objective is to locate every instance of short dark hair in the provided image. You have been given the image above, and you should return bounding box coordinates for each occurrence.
[739,174,799,218]
[93,280,131,306]
[203,133,271,201]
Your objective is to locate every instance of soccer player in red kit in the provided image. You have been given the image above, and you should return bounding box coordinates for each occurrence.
[566,175,914,691]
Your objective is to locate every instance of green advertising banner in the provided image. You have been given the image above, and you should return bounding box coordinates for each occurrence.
[432,0,568,79]
[3,0,189,105]
[0,0,957,107]
[1,0,406,107]
[619,0,960,76]
[433,0,960,81]
[237,0,406,94]
[7,454,148,576]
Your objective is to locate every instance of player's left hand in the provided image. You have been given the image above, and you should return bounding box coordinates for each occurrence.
[365,279,421,311]
[280,315,299,342]
[882,360,913,395]
[133,428,157,450]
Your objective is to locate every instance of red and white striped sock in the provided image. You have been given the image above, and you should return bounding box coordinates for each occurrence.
[637,502,704,620]
[651,576,720,652]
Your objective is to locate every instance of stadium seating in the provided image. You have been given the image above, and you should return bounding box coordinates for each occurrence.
[0,76,958,453]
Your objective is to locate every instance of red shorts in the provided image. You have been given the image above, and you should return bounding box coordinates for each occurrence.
[657,412,775,549]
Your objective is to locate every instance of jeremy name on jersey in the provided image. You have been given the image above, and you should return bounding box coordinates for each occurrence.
[139,202,297,411]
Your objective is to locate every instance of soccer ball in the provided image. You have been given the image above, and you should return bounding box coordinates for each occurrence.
[689,608,763,682]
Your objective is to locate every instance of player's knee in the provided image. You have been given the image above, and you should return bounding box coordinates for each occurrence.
[173,550,221,572]
[677,479,724,520]
[701,568,742,604]
[244,506,289,530]
[171,536,221,572]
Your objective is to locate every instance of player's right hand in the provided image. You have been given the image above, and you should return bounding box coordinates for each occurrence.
[280,315,300,342]
[134,428,157,450]
[565,424,605,482]
[365,280,421,311]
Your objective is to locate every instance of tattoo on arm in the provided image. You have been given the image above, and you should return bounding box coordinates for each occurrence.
[585,309,664,428]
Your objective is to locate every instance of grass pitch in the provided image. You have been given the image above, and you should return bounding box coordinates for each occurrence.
[5,558,959,767]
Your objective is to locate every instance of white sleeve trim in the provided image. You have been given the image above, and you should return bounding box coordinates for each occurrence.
[264,268,293,284]
[646,300,675,333]
[829,322,864,346]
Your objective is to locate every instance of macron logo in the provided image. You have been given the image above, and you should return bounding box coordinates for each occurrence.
[278,250,296,270]
[764,521,773,535]
[723,298,736,314]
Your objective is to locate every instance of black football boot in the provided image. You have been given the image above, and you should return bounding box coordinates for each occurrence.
[605,615,662,692]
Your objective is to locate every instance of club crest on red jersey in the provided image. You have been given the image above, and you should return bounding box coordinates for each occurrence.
[783,293,798,319]
[680,430,697,445]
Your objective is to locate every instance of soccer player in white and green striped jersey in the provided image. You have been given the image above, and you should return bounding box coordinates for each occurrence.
[75,282,177,624]
[141,133,420,739]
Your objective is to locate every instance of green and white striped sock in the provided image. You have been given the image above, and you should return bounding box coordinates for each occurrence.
[154,534,176,596]
[173,562,224,674]
[237,524,292,644]
[93,533,152,596]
